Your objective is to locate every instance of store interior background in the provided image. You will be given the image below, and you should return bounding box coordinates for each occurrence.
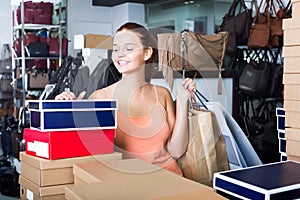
[0,0,285,166]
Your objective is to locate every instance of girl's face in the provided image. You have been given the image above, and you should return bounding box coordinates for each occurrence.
[112,30,152,74]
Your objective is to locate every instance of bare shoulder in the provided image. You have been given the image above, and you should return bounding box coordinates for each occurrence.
[88,84,115,99]
[154,85,173,102]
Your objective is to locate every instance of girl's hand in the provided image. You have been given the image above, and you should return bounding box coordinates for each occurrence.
[55,91,77,100]
[182,78,196,92]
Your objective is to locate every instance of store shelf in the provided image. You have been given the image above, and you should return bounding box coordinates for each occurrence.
[13,23,60,31]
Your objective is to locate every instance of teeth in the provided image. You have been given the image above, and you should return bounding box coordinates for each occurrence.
[118,61,127,65]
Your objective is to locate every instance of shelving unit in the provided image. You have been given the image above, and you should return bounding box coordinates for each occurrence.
[12,0,65,124]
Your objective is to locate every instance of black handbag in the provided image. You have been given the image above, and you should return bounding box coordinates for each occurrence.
[239,60,272,98]
[26,41,49,57]
[219,0,252,54]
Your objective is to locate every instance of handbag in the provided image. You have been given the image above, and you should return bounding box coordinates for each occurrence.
[26,41,49,57]
[269,0,291,47]
[248,0,271,49]
[0,44,12,74]
[0,74,13,93]
[239,59,272,98]
[17,70,49,90]
[219,0,252,54]
[178,90,229,187]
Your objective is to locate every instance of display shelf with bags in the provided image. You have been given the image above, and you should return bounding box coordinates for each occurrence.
[11,0,67,108]
[9,2,67,186]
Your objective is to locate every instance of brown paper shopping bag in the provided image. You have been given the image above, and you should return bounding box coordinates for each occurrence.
[178,107,229,187]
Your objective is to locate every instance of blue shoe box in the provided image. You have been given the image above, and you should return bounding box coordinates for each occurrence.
[276,108,285,132]
[28,100,117,131]
[213,161,300,200]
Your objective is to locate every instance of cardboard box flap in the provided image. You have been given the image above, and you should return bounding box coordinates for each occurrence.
[19,176,72,196]
[20,152,122,170]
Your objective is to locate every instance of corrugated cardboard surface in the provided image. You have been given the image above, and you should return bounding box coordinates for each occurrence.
[283,46,300,57]
[284,100,300,112]
[292,1,300,19]
[285,111,300,129]
[85,34,113,49]
[284,85,300,101]
[21,161,73,186]
[20,152,122,170]
[283,74,300,85]
[283,57,300,73]
[73,158,161,184]
[20,152,122,186]
[68,159,226,200]
[283,18,300,30]
[286,128,300,157]
[287,155,300,162]
[284,28,300,46]
[19,175,71,200]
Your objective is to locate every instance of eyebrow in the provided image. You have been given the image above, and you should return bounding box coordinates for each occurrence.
[113,42,137,46]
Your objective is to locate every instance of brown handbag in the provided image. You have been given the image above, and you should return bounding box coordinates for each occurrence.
[248,23,271,48]
[248,0,271,48]
[27,71,49,89]
[270,0,291,47]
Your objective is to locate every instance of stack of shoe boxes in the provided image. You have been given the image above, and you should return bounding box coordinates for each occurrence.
[282,0,300,162]
[19,100,121,200]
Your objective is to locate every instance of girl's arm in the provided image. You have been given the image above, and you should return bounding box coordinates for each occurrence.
[166,78,195,159]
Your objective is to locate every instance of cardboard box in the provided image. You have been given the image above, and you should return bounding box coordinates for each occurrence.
[67,159,226,199]
[287,155,300,162]
[283,74,300,85]
[285,111,300,129]
[284,100,300,113]
[65,182,226,200]
[283,18,300,30]
[20,151,122,187]
[24,128,115,159]
[85,34,113,49]
[28,100,117,131]
[214,161,300,200]
[284,28,300,46]
[284,84,300,100]
[19,175,70,200]
[149,189,227,200]
[285,128,300,157]
[284,57,300,74]
[74,34,113,50]
[282,46,300,58]
[292,1,300,20]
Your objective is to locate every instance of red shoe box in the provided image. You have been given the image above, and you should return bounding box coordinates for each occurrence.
[24,128,115,160]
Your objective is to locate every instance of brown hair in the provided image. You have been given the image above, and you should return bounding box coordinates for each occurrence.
[116,22,157,83]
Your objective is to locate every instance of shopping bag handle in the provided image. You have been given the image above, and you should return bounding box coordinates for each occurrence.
[193,89,209,110]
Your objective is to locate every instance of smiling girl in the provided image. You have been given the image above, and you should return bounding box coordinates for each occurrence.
[56,22,196,175]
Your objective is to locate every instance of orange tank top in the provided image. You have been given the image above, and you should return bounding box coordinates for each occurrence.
[106,85,182,175]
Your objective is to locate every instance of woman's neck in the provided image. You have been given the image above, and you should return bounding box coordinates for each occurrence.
[118,68,148,90]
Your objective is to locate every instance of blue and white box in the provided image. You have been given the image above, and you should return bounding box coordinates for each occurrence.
[214,161,300,200]
[28,100,117,131]
[276,108,285,132]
